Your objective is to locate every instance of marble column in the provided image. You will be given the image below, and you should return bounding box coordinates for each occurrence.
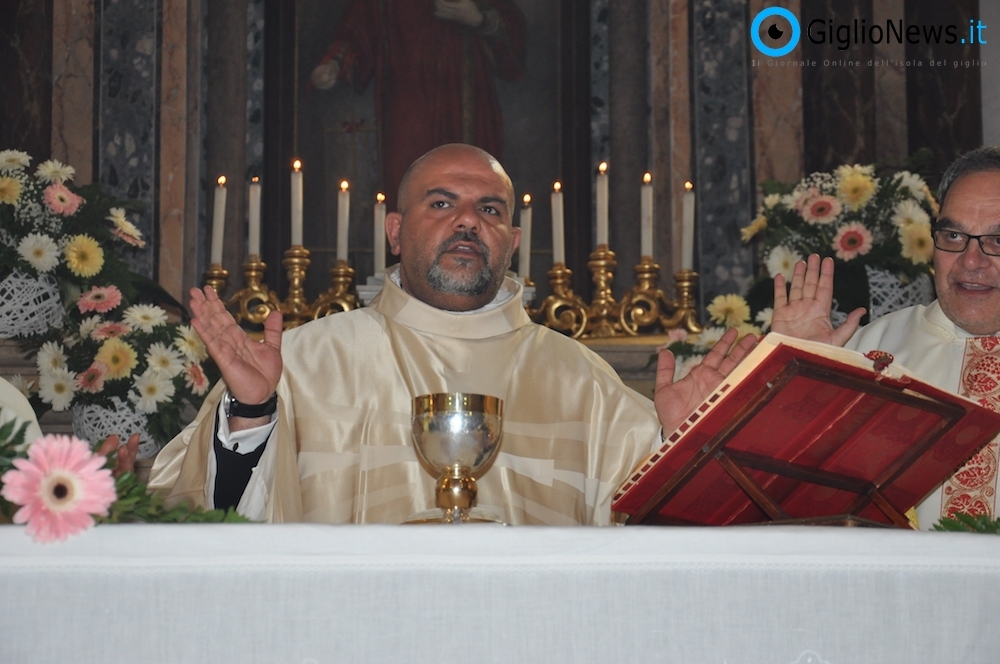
[51,0,94,184]
[96,0,160,279]
[0,0,52,160]
[608,0,649,296]
[982,0,1000,146]
[246,0,265,182]
[690,0,755,309]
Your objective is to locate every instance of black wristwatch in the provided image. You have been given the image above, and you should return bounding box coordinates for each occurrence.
[222,390,278,419]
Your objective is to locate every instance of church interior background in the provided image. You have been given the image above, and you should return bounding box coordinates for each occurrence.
[1,0,998,392]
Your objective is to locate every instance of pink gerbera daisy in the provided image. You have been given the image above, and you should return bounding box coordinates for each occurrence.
[75,362,108,394]
[42,182,84,216]
[92,321,132,340]
[111,228,146,248]
[0,435,117,543]
[77,285,123,314]
[800,194,842,225]
[832,222,874,261]
[184,362,209,396]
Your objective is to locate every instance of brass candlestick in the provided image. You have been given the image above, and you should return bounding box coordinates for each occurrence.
[227,255,281,326]
[619,259,702,335]
[280,245,312,329]
[582,244,623,338]
[202,263,229,297]
[312,259,358,318]
[528,263,588,338]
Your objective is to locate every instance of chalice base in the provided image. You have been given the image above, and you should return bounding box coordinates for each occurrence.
[403,507,507,525]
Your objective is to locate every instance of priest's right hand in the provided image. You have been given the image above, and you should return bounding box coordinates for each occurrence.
[189,286,283,407]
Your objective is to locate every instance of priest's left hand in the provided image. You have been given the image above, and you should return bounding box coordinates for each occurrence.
[97,432,141,478]
[654,328,757,435]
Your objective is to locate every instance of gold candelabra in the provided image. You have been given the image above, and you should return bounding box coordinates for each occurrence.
[203,244,700,338]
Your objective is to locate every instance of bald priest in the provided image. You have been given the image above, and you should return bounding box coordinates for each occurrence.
[148,144,755,525]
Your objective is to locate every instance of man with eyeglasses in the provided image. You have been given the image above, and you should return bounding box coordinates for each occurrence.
[772,145,1000,530]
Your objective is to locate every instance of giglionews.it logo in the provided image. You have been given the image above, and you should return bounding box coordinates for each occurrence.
[751,7,801,57]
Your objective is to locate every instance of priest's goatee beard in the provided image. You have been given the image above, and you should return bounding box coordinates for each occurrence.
[426,230,511,297]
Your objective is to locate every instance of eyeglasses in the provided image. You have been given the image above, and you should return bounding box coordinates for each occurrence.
[932,228,1000,256]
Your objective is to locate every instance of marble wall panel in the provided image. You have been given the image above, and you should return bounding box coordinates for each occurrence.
[96,0,160,278]
[750,0,803,189]
[801,0,876,172]
[246,0,264,182]
[51,0,94,183]
[905,0,982,186]
[872,0,908,169]
[690,0,755,308]
[0,0,52,158]
[982,0,1000,146]
[591,0,610,165]
[158,0,188,300]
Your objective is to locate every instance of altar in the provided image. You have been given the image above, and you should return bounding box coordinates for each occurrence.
[2,524,999,664]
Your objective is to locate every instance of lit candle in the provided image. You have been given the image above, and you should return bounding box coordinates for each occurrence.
[374,192,386,276]
[596,162,609,247]
[211,175,227,265]
[337,180,350,263]
[641,172,653,259]
[290,160,303,246]
[518,193,532,281]
[551,182,565,265]
[248,176,261,257]
[682,181,695,271]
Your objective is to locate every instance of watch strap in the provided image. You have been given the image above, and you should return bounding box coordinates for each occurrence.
[225,391,278,419]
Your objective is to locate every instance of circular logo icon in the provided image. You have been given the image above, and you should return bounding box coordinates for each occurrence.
[750,7,800,57]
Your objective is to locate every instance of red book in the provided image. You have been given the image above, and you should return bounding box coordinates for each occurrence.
[613,333,1000,527]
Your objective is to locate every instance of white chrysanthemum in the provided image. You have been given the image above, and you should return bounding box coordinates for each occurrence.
[834,163,875,179]
[36,340,68,373]
[763,193,781,209]
[17,233,60,272]
[674,355,704,382]
[78,315,102,340]
[38,368,77,411]
[122,304,168,333]
[9,374,35,400]
[891,199,931,229]
[766,245,803,281]
[175,325,208,362]
[130,370,176,414]
[0,149,30,173]
[755,307,774,332]
[145,342,185,378]
[35,159,75,184]
[692,326,727,351]
[894,171,928,200]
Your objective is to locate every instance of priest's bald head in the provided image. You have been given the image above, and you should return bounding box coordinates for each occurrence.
[386,144,521,312]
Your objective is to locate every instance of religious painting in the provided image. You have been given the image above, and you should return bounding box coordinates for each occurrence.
[294,0,577,297]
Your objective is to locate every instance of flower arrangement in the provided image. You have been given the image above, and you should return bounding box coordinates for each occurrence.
[0,412,248,544]
[742,164,938,283]
[0,149,218,448]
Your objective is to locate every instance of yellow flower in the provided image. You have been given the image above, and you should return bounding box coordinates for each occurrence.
[735,322,763,342]
[899,222,934,265]
[740,215,768,242]
[707,293,751,327]
[95,338,138,380]
[0,176,22,205]
[64,234,105,277]
[837,171,877,211]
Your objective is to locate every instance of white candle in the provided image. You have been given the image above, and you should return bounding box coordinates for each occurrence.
[248,176,261,257]
[290,160,303,246]
[551,182,565,265]
[210,175,227,265]
[681,181,695,271]
[374,192,386,276]
[596,162,609,247]
[518,194,532,281]
[641,172,653,259]
[337,180,350,263]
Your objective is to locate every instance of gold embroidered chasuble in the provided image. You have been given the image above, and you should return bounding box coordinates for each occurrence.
[149,269,660,525]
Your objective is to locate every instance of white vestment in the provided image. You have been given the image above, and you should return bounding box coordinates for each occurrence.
[847,300,1000,529]
[150,268,661,525]
[0,378,42,449]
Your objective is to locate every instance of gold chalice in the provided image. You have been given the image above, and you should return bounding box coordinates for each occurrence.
[406,393,504,524]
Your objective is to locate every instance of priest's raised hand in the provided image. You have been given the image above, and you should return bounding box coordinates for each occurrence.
[653,328,758,434]
[188,286,283,428]
[771,254,865,346]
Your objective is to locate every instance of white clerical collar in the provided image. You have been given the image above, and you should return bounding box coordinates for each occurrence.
[388,267,515,315]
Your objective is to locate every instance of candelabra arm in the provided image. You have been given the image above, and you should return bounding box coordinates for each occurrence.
[529,263,588,338]
[312,260,358,318]
[226,255,282,327]
[582,245,623,339]
[202,264,229,298]
[279,246,313,329]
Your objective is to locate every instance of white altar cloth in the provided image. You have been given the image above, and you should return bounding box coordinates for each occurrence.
[2,524,1000,663]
